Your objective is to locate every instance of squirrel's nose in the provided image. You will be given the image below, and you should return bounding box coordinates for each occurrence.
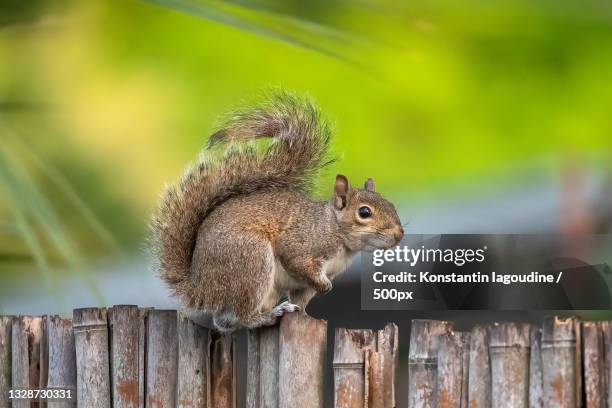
[393,226,404,242]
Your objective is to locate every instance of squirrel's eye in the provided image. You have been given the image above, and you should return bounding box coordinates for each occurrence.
[358,206,372,218]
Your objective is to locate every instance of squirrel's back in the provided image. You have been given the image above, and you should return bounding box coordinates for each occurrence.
[150,91,333,294]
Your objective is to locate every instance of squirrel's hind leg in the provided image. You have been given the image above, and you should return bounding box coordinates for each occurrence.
[240,309,278,329]
[184,309,214,328]
[240,301,300,329]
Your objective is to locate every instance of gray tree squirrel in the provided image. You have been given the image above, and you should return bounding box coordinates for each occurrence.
[151,91,404,332]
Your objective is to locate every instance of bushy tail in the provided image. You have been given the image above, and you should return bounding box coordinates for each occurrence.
[151,91,333,287]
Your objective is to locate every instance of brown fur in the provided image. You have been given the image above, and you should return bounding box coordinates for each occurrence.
[243,219,282,244]
[151,91,403,332]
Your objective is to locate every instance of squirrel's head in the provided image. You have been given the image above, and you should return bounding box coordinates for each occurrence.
[331,174,404,252]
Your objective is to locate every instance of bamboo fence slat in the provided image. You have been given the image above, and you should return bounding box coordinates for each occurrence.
[145,309,178,408]
[603,321,612,408]
[46,316,76,408]
[366,323,398,408]
[247,325,280,408]
[529,327,543,408]
[177,311,210,408]
[12,316,44,408]
[489,322,531,408]
[278,313,326,408]
[0,316,13,408]
[467,325,490,408]
[108,305,143,408]
[437,330,469,408]
[582,322,605,408]
[334,327,374,408]
[408,319,452,408]
[541,317,579,408]
[73,308,111,408]
[210,332,236,408]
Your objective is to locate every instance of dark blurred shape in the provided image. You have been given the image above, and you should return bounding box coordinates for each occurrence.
[595,172,612,234]
[0,0,50,28]
[0,101,47,112]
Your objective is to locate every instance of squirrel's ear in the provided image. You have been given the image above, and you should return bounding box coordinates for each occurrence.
[334,174,350,210]
[364,178,376,192]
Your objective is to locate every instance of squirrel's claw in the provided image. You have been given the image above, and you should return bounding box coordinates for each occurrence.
[315,277,333,294]
[272,301,301,317]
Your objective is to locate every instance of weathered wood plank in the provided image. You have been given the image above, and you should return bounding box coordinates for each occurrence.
[177,312,210,408]
[467,325,490,408]
[210,332,235,408]
[11,316,29,408]
[331,323,398,408]
[73,308,111,408]
[109,305,142,408]
[246,329,262,408]
[12,316,44,408]
[279,313,327,408]
[489,322,531,408]
[46,316,76,408]
[408,319,452,408]
[542,317,578,408]
[333,328,374,408]
[582,322,605,408]
[145,309,178,408]
[437,331,469,408]
[0,316,12,408]
[367,323,399,408]
[137,308,148,408]
[247,325,279,408]
[574,319,583,408]
[39,316,48,408]
[459,332,469,408]
[603,321,612,408]
[529,327,543,408]
[367,349,397,408]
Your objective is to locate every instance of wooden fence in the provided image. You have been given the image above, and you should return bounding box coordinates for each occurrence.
[0,307,610,407]
[407,317,612,408]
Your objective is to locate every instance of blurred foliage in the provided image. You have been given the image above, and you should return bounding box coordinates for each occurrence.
[0,0,611,290]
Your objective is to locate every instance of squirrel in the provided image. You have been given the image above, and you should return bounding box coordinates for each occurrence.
[151,91,404,332]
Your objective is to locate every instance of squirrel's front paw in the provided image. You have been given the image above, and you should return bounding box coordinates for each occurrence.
[314,277,333,294]
[272,301,301,317]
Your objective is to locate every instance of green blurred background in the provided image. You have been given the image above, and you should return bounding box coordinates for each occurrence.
[1,0,612,312]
